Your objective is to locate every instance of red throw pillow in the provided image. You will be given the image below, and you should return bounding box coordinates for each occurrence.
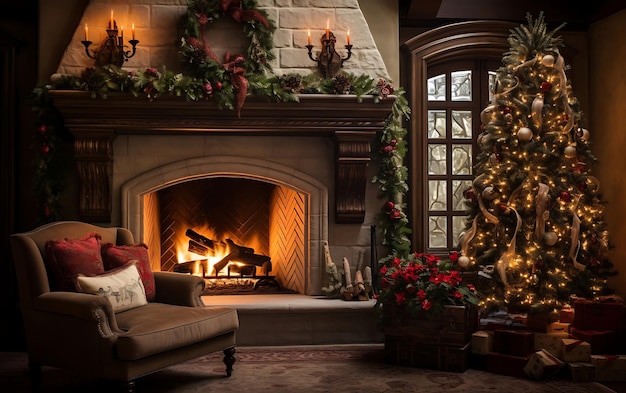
[101,243,156,301]
[45,232,104,292]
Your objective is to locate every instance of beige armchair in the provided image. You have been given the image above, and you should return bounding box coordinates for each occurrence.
[10,221,239,392]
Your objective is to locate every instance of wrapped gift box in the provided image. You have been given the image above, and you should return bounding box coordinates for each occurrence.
[493,329,534,356]
[570,327,616,354]
[534,331,569,358]
[471,330,493,355]
[547,322,569,333]
[560,338,591,362]
[573,299,626,331]
[526,310,560,332]
[559,306,575,323]
[568,362,595,382]
[591,355,626,382]
[524,349,565,379]
[486,352,532,379]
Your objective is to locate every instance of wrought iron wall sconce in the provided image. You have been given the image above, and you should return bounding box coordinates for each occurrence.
[81,17,138,68]
[306,30,352,79]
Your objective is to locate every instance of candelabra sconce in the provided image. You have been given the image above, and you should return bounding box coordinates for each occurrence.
[306,30,352,79]
[81,21,139,68]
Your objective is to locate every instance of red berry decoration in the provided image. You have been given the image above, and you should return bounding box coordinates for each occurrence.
[391,210,401,219]
[578,181,587,191]
[390,139,398,146]
[40,145,50,155]
[203,82,212,94]
[382,145,395,154]
[384,201,395,211]
[463,188,475,200]
[215,81,222,90]
[540,81,552,93]
[38,124,47,134]
[503,106,511,114]
[559,191,571,202]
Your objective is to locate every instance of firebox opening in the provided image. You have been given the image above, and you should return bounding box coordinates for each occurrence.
[144,177,306,294]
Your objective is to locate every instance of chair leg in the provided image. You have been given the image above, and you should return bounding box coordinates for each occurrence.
[28,362,42,392]
[223,346,236,377]
[122,380,136,393]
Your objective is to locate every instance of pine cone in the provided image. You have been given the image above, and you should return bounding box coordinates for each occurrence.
[281,74,304,93]
[332,74,351,94]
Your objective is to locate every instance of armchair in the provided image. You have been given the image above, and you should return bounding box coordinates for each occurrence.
[10,221,239,392]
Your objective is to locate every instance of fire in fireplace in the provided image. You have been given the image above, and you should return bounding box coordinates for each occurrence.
[151,176,304,293]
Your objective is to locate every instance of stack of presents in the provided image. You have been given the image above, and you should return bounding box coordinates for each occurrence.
[472,297,626,381]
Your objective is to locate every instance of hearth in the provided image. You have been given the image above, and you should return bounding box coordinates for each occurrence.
[49,92,395,296]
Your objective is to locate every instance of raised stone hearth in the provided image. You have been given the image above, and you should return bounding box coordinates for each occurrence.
[207,294,383,346]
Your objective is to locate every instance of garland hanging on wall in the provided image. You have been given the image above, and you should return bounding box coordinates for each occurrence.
[29,0,412,258]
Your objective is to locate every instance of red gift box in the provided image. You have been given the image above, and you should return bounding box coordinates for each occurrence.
[493,329,534,357]
[570,327,616,354]
[573,299,626,331]
[487,352,532,379]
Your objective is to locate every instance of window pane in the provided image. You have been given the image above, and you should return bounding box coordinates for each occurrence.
[428,180,447,211]
[452,215,466,248]
[428,144,446,175]
[427,74,446,101]
[451,70,471,101]
[428,110,446,138]
[452,144,472,175]
[451,110,472,139]
[429,216,447,248]
[452,180,472,210]
[488,71,497,103]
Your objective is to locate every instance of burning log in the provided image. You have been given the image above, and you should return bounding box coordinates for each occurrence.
[211,238,272,276]
[188,240,209,256]
[185,229,220,253]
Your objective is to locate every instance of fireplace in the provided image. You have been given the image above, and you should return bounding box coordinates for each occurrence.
[50,91,394,295]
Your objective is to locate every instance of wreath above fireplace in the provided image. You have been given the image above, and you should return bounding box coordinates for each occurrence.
[178,0,276,117]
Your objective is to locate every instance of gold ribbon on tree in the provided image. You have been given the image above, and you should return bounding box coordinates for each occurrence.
[535,183,550,241]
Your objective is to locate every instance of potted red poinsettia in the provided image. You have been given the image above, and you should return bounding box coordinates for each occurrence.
[374,251,480,318]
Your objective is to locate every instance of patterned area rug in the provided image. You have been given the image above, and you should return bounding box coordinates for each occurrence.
[0,345,621,393]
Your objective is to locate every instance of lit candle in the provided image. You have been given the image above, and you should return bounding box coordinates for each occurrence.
[110,10,114,29]
[347,29,350,45]
[307,29,311,46]
[132,23,135,40]
[120,25,124,39]
[326,19,329,40]
[84,23,88,41]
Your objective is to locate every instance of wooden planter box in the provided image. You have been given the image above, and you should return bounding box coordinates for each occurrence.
[383,304,479,346]
[383,304,479,371]
[384,339,471,372]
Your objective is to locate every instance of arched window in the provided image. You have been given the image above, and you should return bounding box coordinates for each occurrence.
[401,21,515,254]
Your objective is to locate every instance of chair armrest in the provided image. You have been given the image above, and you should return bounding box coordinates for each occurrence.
[153,272,205,307]
[33,291,122,335]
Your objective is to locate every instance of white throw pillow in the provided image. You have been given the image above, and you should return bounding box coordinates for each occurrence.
[76,261,147,313]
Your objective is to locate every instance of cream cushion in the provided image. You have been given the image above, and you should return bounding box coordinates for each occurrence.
[76,261,147,313]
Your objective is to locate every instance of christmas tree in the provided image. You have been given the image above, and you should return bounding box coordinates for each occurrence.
[459,13,617,313]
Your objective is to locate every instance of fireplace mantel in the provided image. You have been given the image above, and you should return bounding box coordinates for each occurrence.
[49,91,395,224]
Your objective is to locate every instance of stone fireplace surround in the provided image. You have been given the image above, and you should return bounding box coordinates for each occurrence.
[50,91,395,296]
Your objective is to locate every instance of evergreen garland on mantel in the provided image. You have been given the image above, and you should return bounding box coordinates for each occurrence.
[28,0,412,261]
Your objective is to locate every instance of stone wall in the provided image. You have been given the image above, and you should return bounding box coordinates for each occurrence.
[57,0,390,80]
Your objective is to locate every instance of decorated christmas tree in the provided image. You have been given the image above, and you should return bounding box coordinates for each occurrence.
[459,13,617,313]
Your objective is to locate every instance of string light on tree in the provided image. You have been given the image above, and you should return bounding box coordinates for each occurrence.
[460,13,617,314]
